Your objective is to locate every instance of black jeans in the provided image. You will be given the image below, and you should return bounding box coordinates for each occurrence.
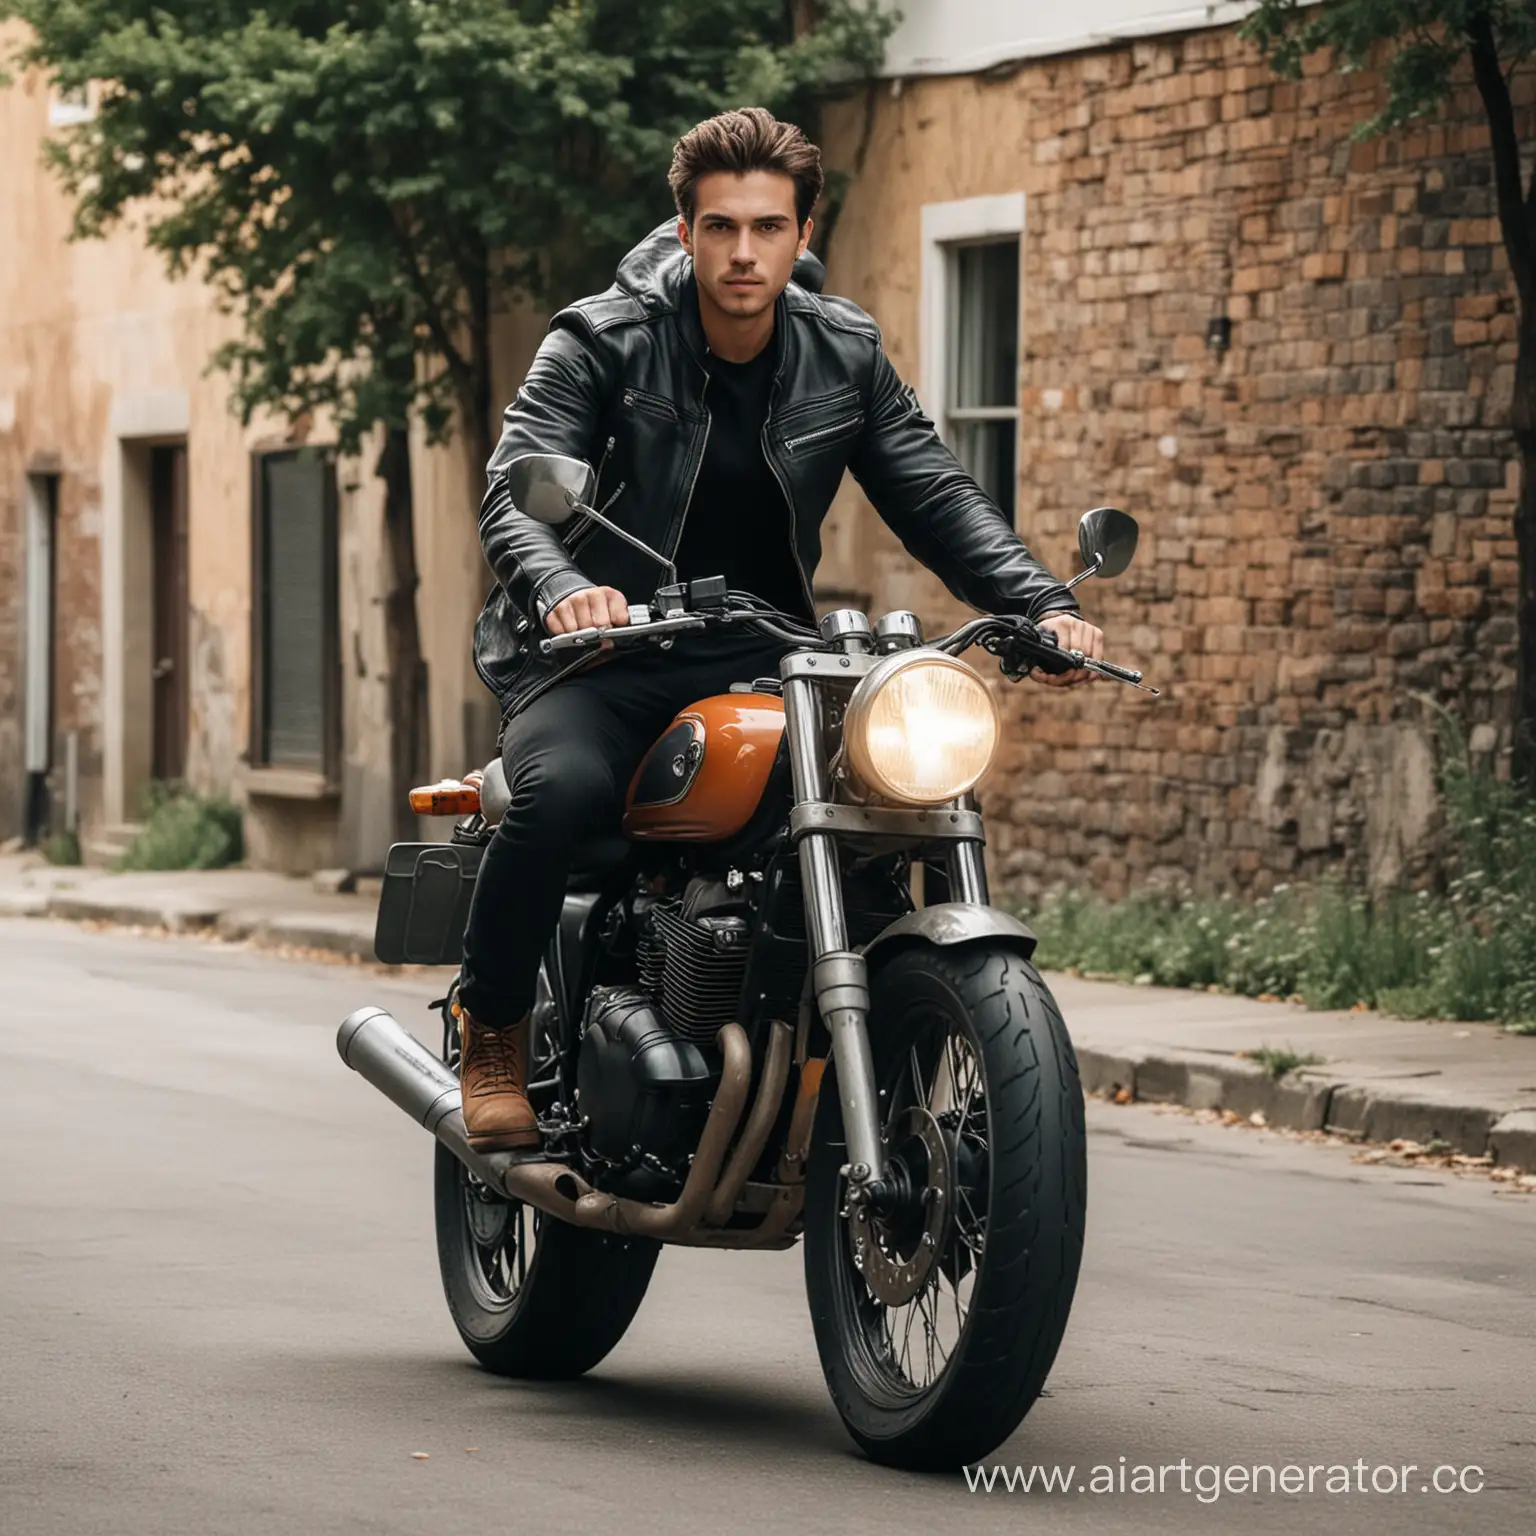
[458,631,788,1029]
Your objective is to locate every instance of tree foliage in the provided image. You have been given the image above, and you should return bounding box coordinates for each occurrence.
[1243,2,1536,135]
[1,0,894,456]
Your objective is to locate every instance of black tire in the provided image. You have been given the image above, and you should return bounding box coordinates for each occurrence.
[804,943,1086,1470]
[434,1147,659,1378]
[433,969,659,1379]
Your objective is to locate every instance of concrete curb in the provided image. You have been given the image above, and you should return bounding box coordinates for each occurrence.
[1075,1045,1533,1172]
[45,893,224,933]
[241,914,376,960]
[22,890,376,960]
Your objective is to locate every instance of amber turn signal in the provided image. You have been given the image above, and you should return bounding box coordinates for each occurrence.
[408,777,481,816]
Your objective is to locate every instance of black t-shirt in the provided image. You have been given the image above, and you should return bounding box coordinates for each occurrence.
[672,345,810,619]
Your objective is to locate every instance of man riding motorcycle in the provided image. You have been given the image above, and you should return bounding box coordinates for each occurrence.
[457,106,1104,1152]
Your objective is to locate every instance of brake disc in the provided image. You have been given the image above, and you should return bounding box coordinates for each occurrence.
[847,1107,954,1307]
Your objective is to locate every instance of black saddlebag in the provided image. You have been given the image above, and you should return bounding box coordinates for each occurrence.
[373,842,484,966]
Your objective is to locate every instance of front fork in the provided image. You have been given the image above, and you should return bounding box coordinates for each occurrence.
[781,676,989,1199]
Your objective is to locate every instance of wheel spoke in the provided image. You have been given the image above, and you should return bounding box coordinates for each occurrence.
[844,1007,993,1400]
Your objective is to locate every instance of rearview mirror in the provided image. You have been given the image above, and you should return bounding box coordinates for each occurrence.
[1077,506,1138,580]
[504,453,596,525]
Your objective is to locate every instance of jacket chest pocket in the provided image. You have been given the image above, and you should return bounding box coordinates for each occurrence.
[622,386,682,424]
[774,388,864,458]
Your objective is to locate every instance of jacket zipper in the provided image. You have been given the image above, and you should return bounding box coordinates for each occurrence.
[566,434,617,557]
[761,420,816,618]
[664,372,712,566]
[783,413,863,455]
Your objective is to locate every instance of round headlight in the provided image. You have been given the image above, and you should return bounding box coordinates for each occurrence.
[844,651,1000,805]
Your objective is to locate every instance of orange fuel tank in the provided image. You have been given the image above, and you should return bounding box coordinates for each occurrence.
[623,693,785,842]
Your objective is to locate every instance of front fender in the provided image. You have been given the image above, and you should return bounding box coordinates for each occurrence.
[861,902,1037,969]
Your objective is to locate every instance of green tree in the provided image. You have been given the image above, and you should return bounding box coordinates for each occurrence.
[2,0,892,832]
[1242,1,1536,774]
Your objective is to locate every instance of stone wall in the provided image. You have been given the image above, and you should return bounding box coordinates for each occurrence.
[818,24,1526,900]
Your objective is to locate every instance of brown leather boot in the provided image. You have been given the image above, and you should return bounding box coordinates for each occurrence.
[458,1008,539,1152]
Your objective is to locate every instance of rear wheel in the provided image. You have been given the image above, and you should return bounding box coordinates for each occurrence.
[433,970,659,1378]
[804,944,1086,1469]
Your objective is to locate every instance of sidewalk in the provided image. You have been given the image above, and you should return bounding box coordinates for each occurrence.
[0,851,380,957]
[3,852,1533,1172]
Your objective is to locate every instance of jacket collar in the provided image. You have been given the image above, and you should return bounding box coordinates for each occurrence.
[614,219,824,368]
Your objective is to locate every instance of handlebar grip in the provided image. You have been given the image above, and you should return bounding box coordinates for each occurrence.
[1027,639,1077,676]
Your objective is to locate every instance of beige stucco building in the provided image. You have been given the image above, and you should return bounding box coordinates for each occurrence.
[0,44,524,872]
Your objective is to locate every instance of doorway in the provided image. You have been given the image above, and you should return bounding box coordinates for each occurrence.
[22,474,58,842]
[149,444,189,784]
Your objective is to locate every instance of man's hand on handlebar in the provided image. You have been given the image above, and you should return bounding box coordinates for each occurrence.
[1034,613,1105,687]
[545,585,630,637]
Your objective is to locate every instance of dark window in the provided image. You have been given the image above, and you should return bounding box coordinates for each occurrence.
[946,239,1019,520]
[252,451,338,773]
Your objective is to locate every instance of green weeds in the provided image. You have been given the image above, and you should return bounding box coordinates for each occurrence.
[116,782,243,872]
[1026,721,1536,1034]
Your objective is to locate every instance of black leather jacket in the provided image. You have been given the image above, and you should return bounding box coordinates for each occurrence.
[475,222,1078,716]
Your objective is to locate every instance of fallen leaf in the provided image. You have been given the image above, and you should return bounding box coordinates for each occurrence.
[465,1447,480,1454]
[1249,1110,1268,1127]
[411,1452,430,1461]
[1113,1086,1133,1105]
[1256,992,1279,1004]
[1220,1109,1242,1126]
[1350,1000,1370,1013]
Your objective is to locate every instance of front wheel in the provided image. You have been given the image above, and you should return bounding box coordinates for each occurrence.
[804,944,1087,1470]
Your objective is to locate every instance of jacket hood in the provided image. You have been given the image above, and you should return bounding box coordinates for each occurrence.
[614,219,827,307]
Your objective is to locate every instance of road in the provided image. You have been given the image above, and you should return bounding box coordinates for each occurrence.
[1,919,1532,1535]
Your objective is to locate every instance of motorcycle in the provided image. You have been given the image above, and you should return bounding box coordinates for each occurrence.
[338,453,1151,1470]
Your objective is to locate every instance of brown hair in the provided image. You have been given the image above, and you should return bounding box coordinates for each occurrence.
[668,107,824,228]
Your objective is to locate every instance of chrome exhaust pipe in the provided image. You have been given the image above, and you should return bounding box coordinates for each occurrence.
[338,1006,774,1243]
[336,1005,513,1192]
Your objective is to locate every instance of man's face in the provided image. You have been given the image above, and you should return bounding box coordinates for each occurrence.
[679,170,811,321]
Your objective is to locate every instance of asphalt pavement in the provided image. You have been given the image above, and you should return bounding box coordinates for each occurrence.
[1,919,1531,1534]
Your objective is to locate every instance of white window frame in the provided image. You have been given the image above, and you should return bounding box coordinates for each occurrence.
[48,81,96,128]
[919,192,1026,482]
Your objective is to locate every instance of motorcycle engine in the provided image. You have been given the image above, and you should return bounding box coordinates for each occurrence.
[574,878,749,1194]
[636,877,751,1044]
[576,987,713,1194]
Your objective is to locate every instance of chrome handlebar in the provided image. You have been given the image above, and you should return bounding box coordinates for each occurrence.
[538,597,1157,693]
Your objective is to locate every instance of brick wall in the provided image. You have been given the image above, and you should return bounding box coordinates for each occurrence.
[819,24,1527,901]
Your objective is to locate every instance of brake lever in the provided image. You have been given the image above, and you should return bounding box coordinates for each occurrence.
[538,612,708,656]
[986,624,1160,696]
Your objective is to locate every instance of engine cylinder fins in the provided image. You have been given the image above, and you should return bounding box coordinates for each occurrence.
[639,901,752,1044]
